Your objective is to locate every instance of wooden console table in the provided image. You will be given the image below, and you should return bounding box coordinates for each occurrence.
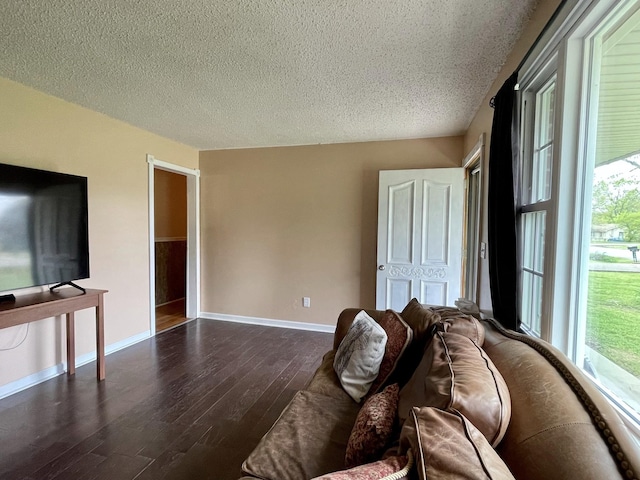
[0,289,108,381]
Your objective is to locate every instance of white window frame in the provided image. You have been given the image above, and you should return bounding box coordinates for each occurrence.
[518,64,557,339]
[570,0,640,433]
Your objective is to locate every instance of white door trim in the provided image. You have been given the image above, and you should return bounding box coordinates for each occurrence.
[147,154,201,335]
[462,133,485,305]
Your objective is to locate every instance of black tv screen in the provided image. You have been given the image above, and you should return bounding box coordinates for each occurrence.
[0,163,89,292]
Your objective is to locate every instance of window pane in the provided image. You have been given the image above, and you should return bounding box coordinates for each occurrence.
[522,216,534,270]
[538,81,555,146]
[522,211,546,273]
[535,211,546,272]
[580,9,640,417]
[521,211,546,335]
[532,273,542,335]
[521,270,543,335]
[585,159,640,414]
[526,78,556,204]
[521,269,532,328]
[535,145,553,201]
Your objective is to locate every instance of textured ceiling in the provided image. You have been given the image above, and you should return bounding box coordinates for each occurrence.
[0,0,538,150]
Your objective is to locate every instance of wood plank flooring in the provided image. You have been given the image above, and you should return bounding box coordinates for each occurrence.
[155,299,188,332]
[0,319,333,480]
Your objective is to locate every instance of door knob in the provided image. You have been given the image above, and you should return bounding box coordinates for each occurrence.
[378,265,385,271]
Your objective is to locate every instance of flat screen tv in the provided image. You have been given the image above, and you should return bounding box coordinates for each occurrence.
[0,163,89,294]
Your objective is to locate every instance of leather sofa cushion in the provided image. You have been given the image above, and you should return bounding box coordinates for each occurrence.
[400,406,515,480]
[391,299,485,387]
[400,298,440,343]
[430,306,485,345]
[242,390,360,480]
[398,331,511,447]
[306,350,355,402]
[400,299,485,346]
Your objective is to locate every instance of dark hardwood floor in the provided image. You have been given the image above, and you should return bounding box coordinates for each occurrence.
[0,319,333,480]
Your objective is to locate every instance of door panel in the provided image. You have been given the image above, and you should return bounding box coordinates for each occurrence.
[386,278,412,311]
[377,168,464,311]
[421,280,447,306]
[422,182,451,265]
[388,181,415,264]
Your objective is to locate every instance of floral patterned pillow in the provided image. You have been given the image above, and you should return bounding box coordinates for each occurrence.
[345,383,400,469]
[312,454,411,480]
[367,310,413,397]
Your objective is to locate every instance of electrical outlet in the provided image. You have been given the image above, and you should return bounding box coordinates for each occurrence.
[302,297,311,308]
[480,242,487,259]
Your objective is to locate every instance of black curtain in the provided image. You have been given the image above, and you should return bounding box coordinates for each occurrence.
[488,72,519,330]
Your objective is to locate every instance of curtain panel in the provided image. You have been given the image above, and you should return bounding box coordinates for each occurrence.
[488,72,519,330]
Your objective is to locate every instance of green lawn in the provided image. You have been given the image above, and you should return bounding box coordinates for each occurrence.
[589,252,631,263]
[586,271,640,377]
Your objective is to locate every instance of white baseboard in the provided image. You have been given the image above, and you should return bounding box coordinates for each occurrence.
[199,312,335,334]
[73,330,151,367]
[0,329,151,400]
[0,364,66,400]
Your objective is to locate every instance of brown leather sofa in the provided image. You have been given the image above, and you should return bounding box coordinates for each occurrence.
[240,305,640,479]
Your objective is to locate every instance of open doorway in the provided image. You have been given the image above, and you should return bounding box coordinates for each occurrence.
[147,155,200,336]
[154,169,187,331]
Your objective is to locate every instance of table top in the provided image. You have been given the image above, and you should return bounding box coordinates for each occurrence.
[0,288,108,314]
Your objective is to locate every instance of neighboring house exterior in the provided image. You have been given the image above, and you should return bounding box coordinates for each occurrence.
[591,224,625,241]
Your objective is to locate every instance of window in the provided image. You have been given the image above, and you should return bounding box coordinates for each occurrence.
[575,3,640,421]
[516,0,640,432]
[519,73,556,336]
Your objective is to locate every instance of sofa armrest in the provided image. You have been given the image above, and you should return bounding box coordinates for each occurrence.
[482,318,640,480]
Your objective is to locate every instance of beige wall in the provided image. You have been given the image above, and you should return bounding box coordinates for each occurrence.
[154,169,187,239]
[0,77,198,389]
[463,0,563,314]
[200,137,463,326]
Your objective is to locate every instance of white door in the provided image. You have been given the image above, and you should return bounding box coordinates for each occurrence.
[376,168,464,311]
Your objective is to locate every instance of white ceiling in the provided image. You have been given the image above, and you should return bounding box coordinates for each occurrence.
[0,0,538,150]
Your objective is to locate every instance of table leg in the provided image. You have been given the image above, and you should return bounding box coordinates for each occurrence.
[66,312,75,376]
[96,294,105,381]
